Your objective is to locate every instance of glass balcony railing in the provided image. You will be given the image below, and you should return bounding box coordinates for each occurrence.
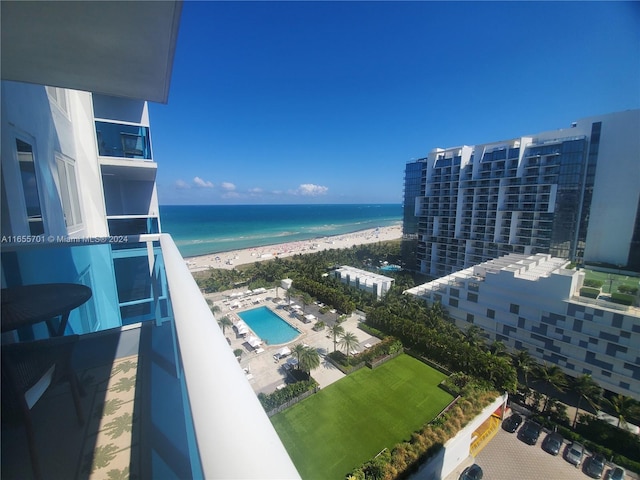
[1,234,299,479]
[95,121,152,160]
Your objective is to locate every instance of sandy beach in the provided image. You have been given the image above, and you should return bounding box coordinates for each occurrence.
[185,225,402,271]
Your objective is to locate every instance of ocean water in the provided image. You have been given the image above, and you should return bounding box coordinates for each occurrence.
[159,204,402,258]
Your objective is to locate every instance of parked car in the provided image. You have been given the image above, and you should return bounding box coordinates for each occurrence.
[565,441,585,467]
[459,464,483,480]
[541,432,563,455]
[586,454,606,479]
[502,413,523,433]
[606,467,625,480]
[518,420,542,445]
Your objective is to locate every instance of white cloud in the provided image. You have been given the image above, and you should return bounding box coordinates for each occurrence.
[221,182,236,191]
[193,176,214,188]
[175,179,190,189]
[248,187,263,195]
[295,183,329,196]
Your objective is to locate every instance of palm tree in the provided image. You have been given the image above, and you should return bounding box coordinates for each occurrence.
[603,394,640,428]
[464,325,485,349]
[299,346,320,374]
[300,292,313,313]
[571,374,602,428]
[328,323,344,352]
[217,315,233,335]
[489,340,508,357]
[210,304,221,316]
[513,350,534,386]
[534,363,568,413]
[339,331,359,360]
[292,343,307,369]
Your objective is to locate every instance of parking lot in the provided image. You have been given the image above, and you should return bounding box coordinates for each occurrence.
[446,422,633,480]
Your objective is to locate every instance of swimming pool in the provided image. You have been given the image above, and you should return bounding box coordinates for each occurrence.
[237,306,300,345]
[380,265,402,272]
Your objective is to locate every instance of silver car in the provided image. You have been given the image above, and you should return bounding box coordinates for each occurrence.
[565,442,585,467]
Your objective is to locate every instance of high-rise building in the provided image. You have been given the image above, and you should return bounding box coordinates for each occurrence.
[403,111,640,277]
[1,3,299,478]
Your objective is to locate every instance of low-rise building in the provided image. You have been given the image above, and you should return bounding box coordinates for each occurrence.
[333,265,394,299]
[405,253,640,399]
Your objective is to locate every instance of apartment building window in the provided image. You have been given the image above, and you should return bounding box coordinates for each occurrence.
[95,121,151,159]
[467,292,478,303]
[487,308,495,319]
[17,139,44,235]
[449,298,458,308]
[466,313,474,323]
[46,86,68,115]
[510,303,520,314]
[56,153,83,229]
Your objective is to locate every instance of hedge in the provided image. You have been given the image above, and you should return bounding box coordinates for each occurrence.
[618,285,639,295]
[611,292,634,306]
[580,287,600,299]
[584,279,604,288]
[257,379,317,412]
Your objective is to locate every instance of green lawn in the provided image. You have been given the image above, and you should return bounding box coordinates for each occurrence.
[584,269,639,294]
[270,354,453,480]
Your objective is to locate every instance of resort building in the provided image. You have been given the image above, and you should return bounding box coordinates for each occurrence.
[405,254,640,399]
[1,2,299,479]
[402,110,640,276]
[333,265,394,299]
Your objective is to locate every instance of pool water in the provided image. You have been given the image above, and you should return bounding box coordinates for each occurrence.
[238,306,300,345]
[380,265,402,272]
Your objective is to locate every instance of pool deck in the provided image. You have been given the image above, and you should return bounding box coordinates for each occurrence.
[206,288,381,394]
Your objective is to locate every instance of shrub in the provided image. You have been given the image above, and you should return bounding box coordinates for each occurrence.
[580,287,600,299]
[611,292,634,305]
[358,322,387,339]
[233,348,244,358]
[257,380,317,411]
[312,321,325,331]
[584,279,604,288]
[618,285,639,295]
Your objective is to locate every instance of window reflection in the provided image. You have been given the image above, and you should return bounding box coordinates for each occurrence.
[95,121,151,159]
[17,139,44,235]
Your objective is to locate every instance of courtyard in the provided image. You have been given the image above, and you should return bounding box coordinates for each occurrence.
[206,287,381,393]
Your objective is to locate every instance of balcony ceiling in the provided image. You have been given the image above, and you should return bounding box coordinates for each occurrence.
[1,1,182,104]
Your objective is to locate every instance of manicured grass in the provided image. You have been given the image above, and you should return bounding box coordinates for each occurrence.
[584,269,639,294]
[270,354,453,480]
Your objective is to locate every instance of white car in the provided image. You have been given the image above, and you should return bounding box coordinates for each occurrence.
[565,442,584,467]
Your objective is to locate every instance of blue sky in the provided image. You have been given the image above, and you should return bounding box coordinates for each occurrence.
[150,1,640,205]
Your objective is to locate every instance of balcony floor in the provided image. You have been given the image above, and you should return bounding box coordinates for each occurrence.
[2,321,195,479]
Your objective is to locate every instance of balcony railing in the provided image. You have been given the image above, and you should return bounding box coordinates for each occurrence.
[1,234,299,479]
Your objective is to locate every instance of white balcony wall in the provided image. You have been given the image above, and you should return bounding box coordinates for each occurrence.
[160,234,300,479]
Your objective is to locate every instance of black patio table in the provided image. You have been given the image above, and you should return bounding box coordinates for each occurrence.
[1,283,92,337]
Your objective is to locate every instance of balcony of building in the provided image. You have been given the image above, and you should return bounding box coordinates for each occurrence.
[1,235,299,480]
[101,164,160,236]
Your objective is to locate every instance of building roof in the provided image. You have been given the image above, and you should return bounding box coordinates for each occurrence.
[405,253,572,297]
[1,1,182,103]
[336,265,395,286]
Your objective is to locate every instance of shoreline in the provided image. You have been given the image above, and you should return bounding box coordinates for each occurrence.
[185,225,403,272]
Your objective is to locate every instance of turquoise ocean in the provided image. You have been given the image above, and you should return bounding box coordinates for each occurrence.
[160,204,402,258]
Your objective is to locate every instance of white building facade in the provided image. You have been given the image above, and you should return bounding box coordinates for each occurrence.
[403,110,640,277]
[333,265,394,299]
[405,254,640,399]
